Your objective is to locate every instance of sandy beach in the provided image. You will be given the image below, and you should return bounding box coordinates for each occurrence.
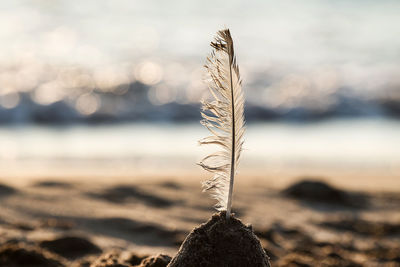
[1,170,399,266]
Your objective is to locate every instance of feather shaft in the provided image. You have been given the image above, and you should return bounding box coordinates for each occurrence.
[227,36,236,220]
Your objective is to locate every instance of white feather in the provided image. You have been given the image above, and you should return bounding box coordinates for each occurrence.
[199,29,245,220]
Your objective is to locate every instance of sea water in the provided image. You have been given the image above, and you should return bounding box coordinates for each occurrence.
[1,1,400,122]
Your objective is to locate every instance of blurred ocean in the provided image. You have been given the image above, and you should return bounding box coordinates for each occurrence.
[0,0,400,123]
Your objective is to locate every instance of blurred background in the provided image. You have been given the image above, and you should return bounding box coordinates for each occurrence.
[0,0,399,182]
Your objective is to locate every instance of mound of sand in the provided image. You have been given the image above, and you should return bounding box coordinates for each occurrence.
[168,211,270,267]
[282,179,367,208]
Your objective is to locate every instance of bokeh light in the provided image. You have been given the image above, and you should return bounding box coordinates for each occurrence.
[75,93,100,115]
[135,61,163,85]
[32,80,65,105]
[0,91,20,109]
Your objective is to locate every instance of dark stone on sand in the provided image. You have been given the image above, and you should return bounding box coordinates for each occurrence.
[168,211,270,267]
[0,183,16,197]
[139,254,171,267]
[0,243,64,267]
[40,236,102,259]
[282,179,367,207]
[91,185,173,207]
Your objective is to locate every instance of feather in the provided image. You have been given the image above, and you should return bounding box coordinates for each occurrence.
[199,28,245,220]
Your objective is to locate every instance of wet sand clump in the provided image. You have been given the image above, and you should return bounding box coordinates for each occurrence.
[168,211,270,267]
